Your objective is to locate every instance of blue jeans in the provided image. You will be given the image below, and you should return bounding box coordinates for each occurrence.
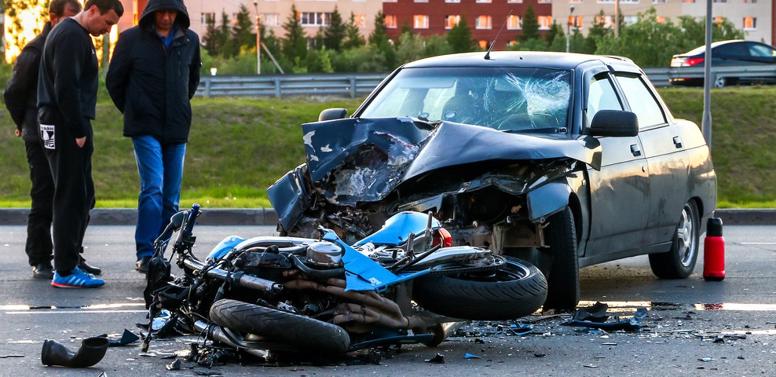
[132,136,186,259]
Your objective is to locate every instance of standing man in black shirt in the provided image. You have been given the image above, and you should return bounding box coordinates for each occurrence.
[37,0,123,288]
[4,0,82,279]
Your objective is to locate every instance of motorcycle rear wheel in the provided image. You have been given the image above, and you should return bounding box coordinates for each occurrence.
[209,299,351,354]
[412,257,547,320]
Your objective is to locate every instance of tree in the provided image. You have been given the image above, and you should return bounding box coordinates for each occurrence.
[521,6,539,41]
[324,7,346,51]
[282,4,307,62]
[218,11,234,58]
[231,4,255,55]
[202,14,220,56]
[447,17,474,53]
[343,12,365,49]
[546,22,562,47]
[369,11,389,47]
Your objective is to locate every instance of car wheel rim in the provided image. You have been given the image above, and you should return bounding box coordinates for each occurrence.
[714,77,725,88]
[676,204,696,267]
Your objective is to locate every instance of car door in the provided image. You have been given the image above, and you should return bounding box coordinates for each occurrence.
[613,73,690,249]
[584,72,651,258]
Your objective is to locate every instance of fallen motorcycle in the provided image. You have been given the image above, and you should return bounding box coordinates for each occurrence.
[143,204,547,356]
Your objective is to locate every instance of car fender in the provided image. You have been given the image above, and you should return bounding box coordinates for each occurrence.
[526,181,572,222]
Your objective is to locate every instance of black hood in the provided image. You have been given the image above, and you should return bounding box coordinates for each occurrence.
[293,118,601,206]
[139,0,190,30]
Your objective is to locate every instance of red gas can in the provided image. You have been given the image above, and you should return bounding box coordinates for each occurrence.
[703,217,725,281]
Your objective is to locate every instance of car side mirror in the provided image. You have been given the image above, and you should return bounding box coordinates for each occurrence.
[589,110,639,137]
[318,108,348,122]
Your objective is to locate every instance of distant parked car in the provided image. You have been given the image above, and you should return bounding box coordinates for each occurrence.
[670,40,776,87]
[671,40,776,88]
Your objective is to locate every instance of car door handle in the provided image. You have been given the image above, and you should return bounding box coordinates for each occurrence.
[673,136,683,148]
[630,144,642,157]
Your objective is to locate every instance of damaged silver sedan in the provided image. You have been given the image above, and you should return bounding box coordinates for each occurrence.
[269,52,716,311]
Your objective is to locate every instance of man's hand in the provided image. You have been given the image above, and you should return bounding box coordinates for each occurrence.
[14,129,21,137]
[75,136,86,148]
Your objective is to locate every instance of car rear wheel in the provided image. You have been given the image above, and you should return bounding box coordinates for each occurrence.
[542,207,580,311]
[649,201,700,279]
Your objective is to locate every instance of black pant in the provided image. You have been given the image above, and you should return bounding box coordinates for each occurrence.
[43,121,95,274]
[24,140,54,266]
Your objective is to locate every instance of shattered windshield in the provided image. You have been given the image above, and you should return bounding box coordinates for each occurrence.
[360,67,572,133]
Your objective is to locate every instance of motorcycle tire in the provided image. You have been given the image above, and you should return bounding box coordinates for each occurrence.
[412,257,547,320]
[209,299,351,354]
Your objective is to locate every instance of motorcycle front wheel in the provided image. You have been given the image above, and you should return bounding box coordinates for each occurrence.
[412,257,547,320]
[209,299,351,354]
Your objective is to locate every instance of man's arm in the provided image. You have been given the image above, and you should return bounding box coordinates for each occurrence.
[51,32,89,138]
[106,31,133,113]
[4,46,39,131]
[188,34,201,100]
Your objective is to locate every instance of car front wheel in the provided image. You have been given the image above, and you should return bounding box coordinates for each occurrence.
[542,207,580,311]
[649,201,700,279]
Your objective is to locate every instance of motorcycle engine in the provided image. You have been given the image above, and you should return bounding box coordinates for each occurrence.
[306,241,343,267]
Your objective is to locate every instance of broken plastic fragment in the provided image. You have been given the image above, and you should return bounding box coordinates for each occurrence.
[107,329,140,347]
[425,353,445,364]
[166,359,182,371]
[464,353,481,359]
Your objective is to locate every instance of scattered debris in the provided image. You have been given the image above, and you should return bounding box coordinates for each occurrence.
[425,353,445,364]
[737,356,745,360]
[583,364,598,368]
[534,353,546,358]
[698,357,714,362]
[601,342,617,346]
[166,359,182,371]
[464,353,481,360]
[0,355,23,359]
[562,302,647,332]
[41,337,109,368]
[713,336,725,344]
[106,329,140,347]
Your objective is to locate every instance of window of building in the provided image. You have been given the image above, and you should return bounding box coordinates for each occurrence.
[414,15,430,29]
[586,75,622,127]
[538,16,552,30]
[476,15,492,29]
[652,0,666,3]
[597,0,639,3]
[682,0,695,3]
[507,0,523,3]
[570,0,583,3]
[385,14,398,29]
[624,15,638,25]
[446,0,461,2]
[301,12,331,27]
[743,16,757,30]
[445,15,461,29]
[595,15,614,28]
[415,0,429,3]
[656,16,666,24]
[713,16,725,24]
[507,15,522,30]
[200,12,215,25]
[537,0,552,3]
[568,15,583,29]
[355,14,366,28]
[478,40,489,49]
[262,13,279,27]
[712,0,727,3]
[476,0,492,3]
[743,0,758,3]
[614,74,666,128]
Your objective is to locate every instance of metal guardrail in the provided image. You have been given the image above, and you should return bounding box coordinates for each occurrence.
[196,73,386,98]
[195,66,776,98]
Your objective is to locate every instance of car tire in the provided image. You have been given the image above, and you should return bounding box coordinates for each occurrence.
[649,201,700,279]
[542,207,580,311]
[714,77,727,88]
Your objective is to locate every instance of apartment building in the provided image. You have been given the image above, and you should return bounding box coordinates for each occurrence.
[120,0,382,41]
[382,0,554,49]
[552,0,773,45]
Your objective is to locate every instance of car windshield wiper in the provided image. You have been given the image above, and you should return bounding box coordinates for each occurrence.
[502,127,568,134]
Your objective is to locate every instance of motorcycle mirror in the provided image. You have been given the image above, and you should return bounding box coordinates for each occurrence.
[169,211,187,231]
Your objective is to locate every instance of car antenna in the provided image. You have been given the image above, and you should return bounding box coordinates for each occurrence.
[484,10,512,60]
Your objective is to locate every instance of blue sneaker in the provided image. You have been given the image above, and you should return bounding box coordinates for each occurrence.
[51,266,105,288]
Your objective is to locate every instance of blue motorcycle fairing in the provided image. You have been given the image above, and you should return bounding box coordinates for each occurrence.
[322,229,430,292]
[353,211,440,248]
[207,235,246,261]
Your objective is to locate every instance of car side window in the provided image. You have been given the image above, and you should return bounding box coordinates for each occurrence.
[614,74,666,129]
[585,74,622,127]
[749,44,776,58]
[719,43,749,58]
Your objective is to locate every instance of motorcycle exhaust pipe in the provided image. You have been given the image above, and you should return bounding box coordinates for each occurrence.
[193,320,268,359]
[183,258,282,293]
[41,337,109,368]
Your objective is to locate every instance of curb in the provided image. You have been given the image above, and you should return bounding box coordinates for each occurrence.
[0,208,772,226]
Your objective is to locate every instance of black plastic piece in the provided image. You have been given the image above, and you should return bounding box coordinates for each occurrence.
[707,217,723,237]
[41,337,109,368]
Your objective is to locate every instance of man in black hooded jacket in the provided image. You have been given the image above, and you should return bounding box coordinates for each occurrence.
[106,0,201,273]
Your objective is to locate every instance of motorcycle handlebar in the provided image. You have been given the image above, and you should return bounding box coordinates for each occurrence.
[182,257,281,293]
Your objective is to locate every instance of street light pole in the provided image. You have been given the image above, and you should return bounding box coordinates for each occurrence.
[566,6,575,53]
[702,0,713,147]
[253,1,261,75]
[614,0,620,37]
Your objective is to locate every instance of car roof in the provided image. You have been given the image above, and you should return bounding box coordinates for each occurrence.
[402,51,639,71]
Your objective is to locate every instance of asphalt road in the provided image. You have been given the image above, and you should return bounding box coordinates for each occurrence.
[0,225,774,376]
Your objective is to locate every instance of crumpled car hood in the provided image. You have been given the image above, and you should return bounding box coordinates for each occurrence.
[293,117,601,207]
